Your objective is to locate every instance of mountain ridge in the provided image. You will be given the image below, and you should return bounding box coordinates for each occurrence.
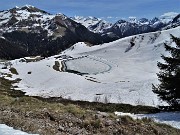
[72,12,180,39]
[0,5,105,59]
[0,5,179,59]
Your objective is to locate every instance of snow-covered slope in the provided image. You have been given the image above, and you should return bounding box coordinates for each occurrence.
[1,26,180,107]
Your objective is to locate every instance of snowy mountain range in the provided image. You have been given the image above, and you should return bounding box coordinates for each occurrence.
[72,12,180,39]
[0,5,179,60]
[71,16,112,33]
[0,5,104,59]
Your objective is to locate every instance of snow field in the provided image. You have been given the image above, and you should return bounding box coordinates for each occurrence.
[1,26,180,107]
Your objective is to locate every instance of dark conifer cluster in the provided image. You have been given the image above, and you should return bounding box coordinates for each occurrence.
[153,35,180,110]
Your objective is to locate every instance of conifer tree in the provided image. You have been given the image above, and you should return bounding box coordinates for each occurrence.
[152,35,180,110]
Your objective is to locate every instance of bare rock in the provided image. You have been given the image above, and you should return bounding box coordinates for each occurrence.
[105,120,114,127]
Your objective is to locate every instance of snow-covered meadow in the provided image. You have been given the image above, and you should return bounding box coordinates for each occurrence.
[1,26,180,107]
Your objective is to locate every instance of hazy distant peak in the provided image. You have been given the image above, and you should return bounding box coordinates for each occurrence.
[160,12,179,19]
[128,16,137,23]
[160,12,179,23]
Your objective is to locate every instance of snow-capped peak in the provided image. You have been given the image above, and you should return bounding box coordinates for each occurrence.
[11,5,36,11]
[24,4,35,8]
[56,13,67,17]
[138,18,149,25]
[160,12,179,19]
[15,6,19,9]
[73,15,84,20]
[0,6,55,35]
[72,16,101,27]
[86,16,100,21]
[71,16,112,33]
[160,12,179,23]
[129,16,137,23]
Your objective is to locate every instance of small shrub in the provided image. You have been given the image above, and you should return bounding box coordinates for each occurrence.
[90,119,101,128]
[2,66,7,69]
[83,120,90,128]
[120,116,134,124]
[52,61,60,71]
[14,78,22,83]
[6,74,12,78]
[65,104,85,116]
[9,67,18,75]
[27,71,32,74]
[141,117,153,123]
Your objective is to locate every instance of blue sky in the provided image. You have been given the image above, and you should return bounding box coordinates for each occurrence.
[0,0,179,22]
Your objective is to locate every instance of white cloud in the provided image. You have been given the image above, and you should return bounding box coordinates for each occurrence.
[160,12,178,19]
[107,16,113,19]
[129,16,137,19]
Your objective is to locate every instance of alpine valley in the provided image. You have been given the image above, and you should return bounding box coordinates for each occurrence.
[0,5,180,134]
[0,5,180,105]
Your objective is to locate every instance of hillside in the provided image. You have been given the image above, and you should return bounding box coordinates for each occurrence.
[1,26,180,107]
[0,5,180,135]
[0,5,104,59]
[0,77,179,135]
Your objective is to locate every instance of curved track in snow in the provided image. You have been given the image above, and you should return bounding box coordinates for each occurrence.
[64,55,115,75]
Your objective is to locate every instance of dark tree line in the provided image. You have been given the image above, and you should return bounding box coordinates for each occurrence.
[153,35,180,110]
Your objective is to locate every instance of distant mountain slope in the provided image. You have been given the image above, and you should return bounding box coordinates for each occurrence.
[0,5,104,59]
[103,13,180,39]
[71,16,112,33]
[0,5,179,60]
[72,12,180,39]
[0,36,28,59]
[163,14,180,30]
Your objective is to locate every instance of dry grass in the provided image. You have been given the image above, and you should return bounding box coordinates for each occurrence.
[0,77,180,135]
